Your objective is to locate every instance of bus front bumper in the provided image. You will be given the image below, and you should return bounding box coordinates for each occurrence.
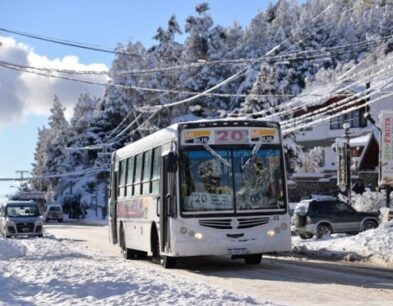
[167,228,291,257]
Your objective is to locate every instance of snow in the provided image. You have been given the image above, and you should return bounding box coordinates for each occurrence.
[349,133,371,147]
[0,238,25,260]
[0,236,270,305]
[292,220,393,268]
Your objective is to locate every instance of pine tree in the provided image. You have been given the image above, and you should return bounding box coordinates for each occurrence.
[45,96,71,197]
[31,127,51,192]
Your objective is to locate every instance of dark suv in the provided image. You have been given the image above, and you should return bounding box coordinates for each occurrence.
[291,198,380,239]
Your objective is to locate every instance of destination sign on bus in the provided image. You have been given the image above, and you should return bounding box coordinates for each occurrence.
[181,127,278,145]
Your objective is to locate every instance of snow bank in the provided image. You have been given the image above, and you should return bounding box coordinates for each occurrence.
[352,189,387,213]
[0,236,271,305]
[0,237,25,260]
[292,220,393,267]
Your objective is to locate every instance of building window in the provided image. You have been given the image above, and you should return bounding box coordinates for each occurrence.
[330,110,367,130]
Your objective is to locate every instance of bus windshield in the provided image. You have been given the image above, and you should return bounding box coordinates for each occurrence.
[180,147,285,214]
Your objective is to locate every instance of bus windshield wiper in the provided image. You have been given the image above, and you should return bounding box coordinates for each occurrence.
[203,144,231,168]
[242,142,263,171]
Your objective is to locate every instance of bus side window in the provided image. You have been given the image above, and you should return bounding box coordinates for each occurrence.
[142,150,152,195]
[119,159,127,198]
[126,156,135,197]
[151,147,161,194]
[117,162,121,197]
[134,154,143,196]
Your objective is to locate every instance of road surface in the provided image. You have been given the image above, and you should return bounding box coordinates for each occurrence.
[45,223,393,306]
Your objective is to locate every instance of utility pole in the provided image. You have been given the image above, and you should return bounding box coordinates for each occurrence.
[15,170,29,180]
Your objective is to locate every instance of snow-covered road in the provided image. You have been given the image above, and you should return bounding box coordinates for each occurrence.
[43,224,393,306]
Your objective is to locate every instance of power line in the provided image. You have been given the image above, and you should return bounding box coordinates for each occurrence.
[253,44,393,121]
[282,84,393,135]
[1,33,389,77]
[280,53,393,126]
[0,27,141,57]
[81,3,352,148]
[0,60,297,98]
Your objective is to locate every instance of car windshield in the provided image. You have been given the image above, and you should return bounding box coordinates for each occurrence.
[49,207,61,211]
[6,204,40,217]
[180,147,285,214]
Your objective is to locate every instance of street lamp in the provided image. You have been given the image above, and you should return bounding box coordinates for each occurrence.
[343,123,352,202]
[335,122,352,203]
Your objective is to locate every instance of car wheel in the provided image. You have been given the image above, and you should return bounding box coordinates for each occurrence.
[58,218,63,222]
[362,220,378,232]
[299,233,313,240]
[244,254,262,265]
[316,224,332,239]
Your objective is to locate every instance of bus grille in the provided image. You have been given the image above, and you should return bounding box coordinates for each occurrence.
[199,219,232,229]
[199,217,269,230]
[238,217,269,229]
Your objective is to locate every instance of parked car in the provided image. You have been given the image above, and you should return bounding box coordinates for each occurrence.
[291,198,380,239]
[43,204,64,222]
[0,200,44,238]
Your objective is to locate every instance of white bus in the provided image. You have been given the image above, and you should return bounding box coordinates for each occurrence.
[108,119,291,268]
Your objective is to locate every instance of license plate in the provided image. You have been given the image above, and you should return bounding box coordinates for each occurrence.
[22,228,30,232]
[227,248,247,255]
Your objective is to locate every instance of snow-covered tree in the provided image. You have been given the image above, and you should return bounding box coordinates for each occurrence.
[31,126,51,192]
[295,147,323,173]
[45,96,71,197]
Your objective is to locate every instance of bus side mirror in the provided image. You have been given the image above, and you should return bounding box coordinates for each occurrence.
[167,152,178,173]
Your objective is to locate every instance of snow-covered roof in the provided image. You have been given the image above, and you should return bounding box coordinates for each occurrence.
[291,81,366,110]
[350,133,371,147]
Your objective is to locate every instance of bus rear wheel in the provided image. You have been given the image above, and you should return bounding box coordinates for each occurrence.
[120,224,136,260]
[244,254,262,265]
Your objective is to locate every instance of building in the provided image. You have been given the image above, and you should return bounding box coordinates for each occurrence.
[288,80,392,199]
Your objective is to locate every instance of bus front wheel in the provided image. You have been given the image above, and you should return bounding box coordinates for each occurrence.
[161,256,176,269]
[244,254,262,265]
[151,229,176,268]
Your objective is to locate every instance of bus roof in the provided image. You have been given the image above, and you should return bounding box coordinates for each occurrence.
[115,123,179,161]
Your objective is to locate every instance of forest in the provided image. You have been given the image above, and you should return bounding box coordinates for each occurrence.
[31,0,393,212]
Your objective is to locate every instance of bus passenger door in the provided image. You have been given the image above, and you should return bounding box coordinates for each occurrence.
[159,152,177,252]
[108,164,118,244]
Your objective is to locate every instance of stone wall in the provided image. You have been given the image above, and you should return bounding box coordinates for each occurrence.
[287,171,378,202]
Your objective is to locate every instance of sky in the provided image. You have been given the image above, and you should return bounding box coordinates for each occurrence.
[0,0,303,199]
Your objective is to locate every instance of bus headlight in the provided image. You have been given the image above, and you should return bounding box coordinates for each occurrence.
[194,232,203,240]
[267,229,275,237]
